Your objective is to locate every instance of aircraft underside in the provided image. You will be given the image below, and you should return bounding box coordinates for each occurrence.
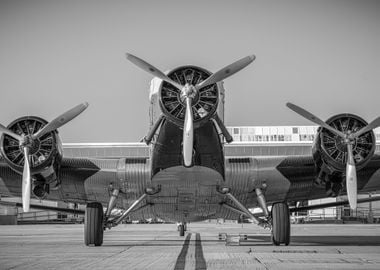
[149,165,223,222]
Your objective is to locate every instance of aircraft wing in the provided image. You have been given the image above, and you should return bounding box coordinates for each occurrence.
[2,152,380,212]
[0,156,151,210]
[225,154,380,210]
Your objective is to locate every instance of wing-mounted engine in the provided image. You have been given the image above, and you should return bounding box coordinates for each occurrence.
[1,116,63,200]
[313,114,376,173]
[159,66,219,128]
[312,114,376,197]
[0,102,88,212]
[1,116,62,177]
[287,102,380,210]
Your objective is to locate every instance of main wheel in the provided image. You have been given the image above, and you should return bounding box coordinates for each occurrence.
[271,202,290,246]
[179,224,185,236]
[84,202,104,246]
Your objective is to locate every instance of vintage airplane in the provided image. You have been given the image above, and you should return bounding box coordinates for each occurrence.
[1,53,380,247]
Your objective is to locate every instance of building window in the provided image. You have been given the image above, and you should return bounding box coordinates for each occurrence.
[233,128,239,135]
[242,135,250,141]
[270,135,278,141]
[298,134,314,141]
[292,127,299,134]
[241,128,249,134]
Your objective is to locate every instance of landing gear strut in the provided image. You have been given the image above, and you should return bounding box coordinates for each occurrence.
[271,202,290,246]
[217,187,268,227]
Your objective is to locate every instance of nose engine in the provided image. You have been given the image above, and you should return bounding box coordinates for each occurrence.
[159,66,219,128]
[126,53,255,167]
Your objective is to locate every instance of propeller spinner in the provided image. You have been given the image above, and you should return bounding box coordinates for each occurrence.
[0,102,89,212]
[126,53,255,167]
[287,102,380,210]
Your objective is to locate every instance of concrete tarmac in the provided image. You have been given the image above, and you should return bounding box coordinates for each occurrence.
[0,222,380,270]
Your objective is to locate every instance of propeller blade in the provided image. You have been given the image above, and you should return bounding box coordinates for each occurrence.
[195,55,255,90]
[351,116,380,139]
[22,147,31,212]
[346,144,357,210]
[33,102,89,139]
[183,97,194,167]
[286,103,346,138]
[0,123,22,141]
[126,53,184,91]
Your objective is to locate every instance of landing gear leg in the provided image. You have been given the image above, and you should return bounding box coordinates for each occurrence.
[255,188,270,219]
[255,188,271,228]
[84,202,104,246]
[224,191,264,225]
[271,202,290,246]
[105,189,119,221]
[109,193,147,227]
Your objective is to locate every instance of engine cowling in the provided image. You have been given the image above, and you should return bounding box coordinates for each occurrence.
[312,113,376,174]
[0,116,63,198]
[159,65,219,128]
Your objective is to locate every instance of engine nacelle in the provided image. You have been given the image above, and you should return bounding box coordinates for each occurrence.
[312,113,376,195]
[159,65,219,128]
[0,116,63,198]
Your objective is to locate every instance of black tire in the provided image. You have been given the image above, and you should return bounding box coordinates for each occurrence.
[271,202,290,246]
[179,224,185,236]
[84,202,104,246]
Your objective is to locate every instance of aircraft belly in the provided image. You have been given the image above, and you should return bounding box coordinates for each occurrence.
[150,165,223,222]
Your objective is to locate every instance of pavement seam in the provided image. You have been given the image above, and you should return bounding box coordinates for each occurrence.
[254,257,269,270]
[72,231,173,269]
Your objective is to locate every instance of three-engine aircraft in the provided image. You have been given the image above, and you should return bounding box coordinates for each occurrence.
[1,53,380,246]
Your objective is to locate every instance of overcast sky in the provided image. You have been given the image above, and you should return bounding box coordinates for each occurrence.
[0,0,379,142]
